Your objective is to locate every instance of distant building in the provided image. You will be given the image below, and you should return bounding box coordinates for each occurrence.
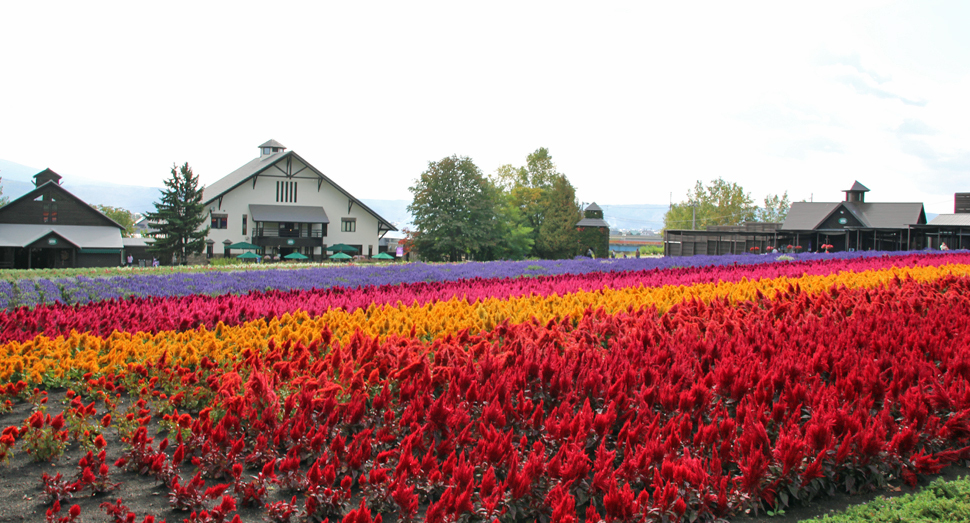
[576,203,610,258]
[664,181,928,256]
[0,169,125,268]
[200,140,396,261]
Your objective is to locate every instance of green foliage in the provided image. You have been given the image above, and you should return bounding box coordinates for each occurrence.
[144,163,210,265]
[758,191,791,222]
[492,148,582,260]
[664,178,756,231]
[534,174,582,259]
[0,177,9,207]
[809,477,970,523]
[407,155,499,262]
[94,205,137,237]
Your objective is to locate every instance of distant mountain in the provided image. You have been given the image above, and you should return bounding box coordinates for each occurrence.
[0,159,161,213]
[593,203,669,232]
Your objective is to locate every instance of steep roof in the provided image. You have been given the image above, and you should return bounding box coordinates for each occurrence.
[780,202,839,230]
[843,202,925,228]
[201,150,396,231]
[781,201,925,230]
[584,202,603,212]
[0,177,126,230]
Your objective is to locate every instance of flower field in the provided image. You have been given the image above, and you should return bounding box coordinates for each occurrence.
[2,252,970,522]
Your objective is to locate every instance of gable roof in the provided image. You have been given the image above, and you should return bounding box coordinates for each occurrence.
[0,177,127,230]
[202,150,396,231]
[781,201,925,230]
[780,202,839,230]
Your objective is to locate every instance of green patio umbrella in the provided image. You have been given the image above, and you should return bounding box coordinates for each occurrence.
[236,251,261,260]
[329,252,353,260]
[284,252,309,260]
[327,243,358,254]
[373,252,395,260]
[228,242,260,251]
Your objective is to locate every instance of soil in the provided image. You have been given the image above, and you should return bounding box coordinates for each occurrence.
[1,389,967,523]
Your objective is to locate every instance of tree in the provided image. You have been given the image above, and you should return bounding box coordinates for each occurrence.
[94,205,136,237]
[757,192,791,222]
[145,163,209,265]
[0,177,8,207]
[663,178,755,231]
[494,148,582,259]
[407,155,499,262]
[534,174,582,259]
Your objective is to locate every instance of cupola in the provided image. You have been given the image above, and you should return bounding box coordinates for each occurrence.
[32,168,63,187]
[842,181,869,203]
[259,139,286,157]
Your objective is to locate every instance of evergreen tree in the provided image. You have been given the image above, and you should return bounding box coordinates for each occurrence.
[145,163,209,265]
[534,174,582,259]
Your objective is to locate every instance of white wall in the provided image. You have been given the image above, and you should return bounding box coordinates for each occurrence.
[202,154,384,256]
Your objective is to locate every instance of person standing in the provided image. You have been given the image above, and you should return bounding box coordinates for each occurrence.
[126,254,133,267]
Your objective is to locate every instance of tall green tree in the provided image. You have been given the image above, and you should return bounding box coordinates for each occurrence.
[534,174,582,259]
[407,155,499,262]
[145,163,209,265]
[495,148,582,259]
[663,178,756,231]
[94,205,136,237]
[757,192,791,222]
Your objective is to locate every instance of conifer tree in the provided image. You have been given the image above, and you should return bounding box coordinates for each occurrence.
[145,163,209,264]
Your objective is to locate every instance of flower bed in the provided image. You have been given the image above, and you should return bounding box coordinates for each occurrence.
[1,252,970,522]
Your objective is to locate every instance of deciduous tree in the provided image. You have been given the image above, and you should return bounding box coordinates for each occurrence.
[407,155,499,262]
[94,205,136,237]
[757,192,791,222]
[663,178,756,231]
[145,163,209,265]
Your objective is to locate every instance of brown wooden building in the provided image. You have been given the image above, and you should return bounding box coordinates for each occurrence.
[664,181,929,256]
[0,169,126,269]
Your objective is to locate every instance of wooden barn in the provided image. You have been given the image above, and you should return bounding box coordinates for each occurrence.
[0,169,126,269]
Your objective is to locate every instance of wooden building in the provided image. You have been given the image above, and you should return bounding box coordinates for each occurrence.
[664,181,928,256]
[0,169,125,269]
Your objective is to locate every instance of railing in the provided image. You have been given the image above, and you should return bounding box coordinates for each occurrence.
[253,228,324,238]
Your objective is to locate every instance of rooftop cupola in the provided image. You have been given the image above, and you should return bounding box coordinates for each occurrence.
[259,139,286,157]
[32,168,63,188]
[583,202,604,219]
[842,181,870,203]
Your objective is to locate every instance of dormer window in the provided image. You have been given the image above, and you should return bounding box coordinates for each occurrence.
[262,147,272,155]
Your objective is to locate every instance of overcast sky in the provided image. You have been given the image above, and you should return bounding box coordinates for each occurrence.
[2,1,969,214]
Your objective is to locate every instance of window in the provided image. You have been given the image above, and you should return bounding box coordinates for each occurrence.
[276,181,298,203]
[341,218,356,232]
[242,214,248,235]
[211,215,228,229]
[43,202,57,223]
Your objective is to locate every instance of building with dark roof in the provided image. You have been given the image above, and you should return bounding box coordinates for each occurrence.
[0,169,126,268]
[200,140,396,260]
[664,181,929,256]
[576,203,610,258]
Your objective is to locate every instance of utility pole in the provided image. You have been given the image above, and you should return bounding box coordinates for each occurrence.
[691,203,696,230]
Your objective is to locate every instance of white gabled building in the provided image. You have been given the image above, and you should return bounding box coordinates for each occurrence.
[200,140,396,261]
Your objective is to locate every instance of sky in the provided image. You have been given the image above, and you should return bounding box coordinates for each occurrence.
[2,1,969,215]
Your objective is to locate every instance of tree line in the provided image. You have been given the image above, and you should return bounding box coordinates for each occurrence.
[407,148,584,262]
[663,178,791,231]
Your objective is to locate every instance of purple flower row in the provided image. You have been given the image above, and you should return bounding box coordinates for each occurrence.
[0,250,949,310]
